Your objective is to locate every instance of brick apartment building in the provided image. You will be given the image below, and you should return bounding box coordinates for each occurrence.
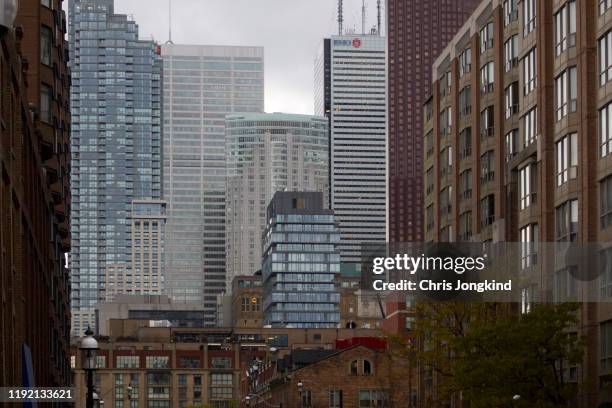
[72,321,383,407]
[242,340,414,408]
[0,0,71,389]
[387,0,480,243]
[424,0,612,405]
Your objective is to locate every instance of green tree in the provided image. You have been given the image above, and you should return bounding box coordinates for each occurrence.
[411,302,584,408]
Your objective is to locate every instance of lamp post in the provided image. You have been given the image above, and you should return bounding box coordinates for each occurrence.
[80,327,99,408]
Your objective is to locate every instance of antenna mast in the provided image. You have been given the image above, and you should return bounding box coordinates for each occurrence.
[167,0,173,44]
[337,0,343,35]
[362,0,366,35]
[377,0,381,35]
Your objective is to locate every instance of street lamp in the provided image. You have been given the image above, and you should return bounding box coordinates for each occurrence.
[80,327,99,408]
[0,0,18,29]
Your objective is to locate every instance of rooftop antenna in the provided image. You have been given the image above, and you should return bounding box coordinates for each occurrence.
[166,0,173,44]
[362,0,366,35]
[377,0,382,36]
[337,0,343,35]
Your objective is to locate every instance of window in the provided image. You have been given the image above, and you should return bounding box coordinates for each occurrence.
[350,360,359,375]
[359,390,389,408]
[405,315,416,329]
[301,390,313,407]
[425,130,434,158]
[426,167,434,195]
[523,0,536,36]
[116,356,140,369]
[601,176,612,228]
[556,199,578,242]
[480,106,494,140]
[480,22,494,53]
[40,84,52,124]
[211,387,233,399]
[480,150,495,184]
[41,26,52,66]
[555,1,576,56]
[480,62,494,94]
[329,389,343,408]
[211,373,233,385]
[211,357,232,369]
[363,360,372,375]
[426,205,434,232]
[459,127,472,159]
[601,248,612,297]
[602,320,612,374]
[519,163,537,210]
[459,48,472,77]
[145,356,169,369]
[459,86,472,117]
[440,187,452,216]
[523,48,537,95]
[459,211,472,241]
[504,35,518,72]
[556,133,578,186]
[178,356,200,368]
[440,71,451,97]
[480,195,495,227]
[520,224,539,269]
[459,169,472,201]
[41,0,51,7]
[600,31,612,86]
[523,108,537,147]
[504,0,518,26]
[555,67,577,121]
[440,107,452,137]
[505,129,519,161]
[440,147,452,177]
[601,0,612,15]
[505,82,519,119]
[600,103,612,157]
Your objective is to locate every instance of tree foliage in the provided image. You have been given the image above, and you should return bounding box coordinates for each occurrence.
[411,302,584,408]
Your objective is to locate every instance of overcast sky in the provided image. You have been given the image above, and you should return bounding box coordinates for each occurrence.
[103,0,384,115]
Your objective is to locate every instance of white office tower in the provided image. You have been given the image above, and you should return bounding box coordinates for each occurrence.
[315,35,387,263]
[161,44,264,324]
[225,113,329,284]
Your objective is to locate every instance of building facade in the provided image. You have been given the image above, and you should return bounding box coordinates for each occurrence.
[230,275,263,329]
[1,0,71,387]
[161,44,264,319]
[424,0,612,405]
[225,113,329,282]
[72,323,382,408]
[262,192,341,328]
[315,35,387,264]
[387,0,480,243]
[68,0,163,335]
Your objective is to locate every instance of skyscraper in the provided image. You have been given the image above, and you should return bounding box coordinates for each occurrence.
[315,35,387,264]
[262,192,341,328]
[387,0,480,243]
[225,113,329,284]
[161,44,264,322]
[69,0,163,335]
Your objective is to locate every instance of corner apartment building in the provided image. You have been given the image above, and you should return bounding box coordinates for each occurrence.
[1,0,72,388]
[225,113,329,283]
[161,44,264,318]
[424,0,612,405]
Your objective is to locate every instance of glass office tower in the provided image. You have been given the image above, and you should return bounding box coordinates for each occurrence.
[68,0,163,335]
[262,192,341,328]
[161,44,264,323]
